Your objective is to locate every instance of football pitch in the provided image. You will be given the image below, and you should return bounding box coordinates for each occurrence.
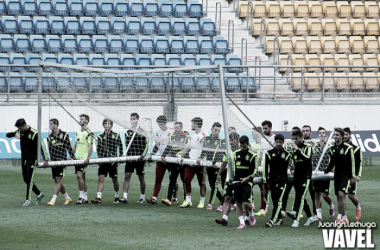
[1,159,379,250]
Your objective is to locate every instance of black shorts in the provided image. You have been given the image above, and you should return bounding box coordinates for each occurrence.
[125,161,145,175]
[233,182,252,203]
[348,181,357,195]
[224,183,233,197]
[98,163,118,178]
[313,180,331,194]
[52,166,66,179]
[334,178,350,196]
[75,166,87,174]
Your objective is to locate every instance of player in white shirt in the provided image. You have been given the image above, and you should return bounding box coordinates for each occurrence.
[146,116,175,205]
[179,117,209,208]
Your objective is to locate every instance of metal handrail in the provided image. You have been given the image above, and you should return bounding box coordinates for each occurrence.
[241,38,248,65]
[215,2,222,35]
[260,19,267,51]
[228,20,235,53]
[273,37,280,65]
[286,55,292,86]
[247,2,254,31]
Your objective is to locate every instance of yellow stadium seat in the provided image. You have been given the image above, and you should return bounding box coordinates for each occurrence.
[267,2,281,18]
[308,19,323,36]
[350,20,365,35]
[322,72,335,90]
[336,36,350,53]
[294,19,309,35]
[306,55,321,72]
[363,54,378,72]
[338,1,352,18]
[321,54,336,72]
[364,37,379,53]
[336,19,352,36]
[293,55,307,72]
[335,72,350,91]
[279,37,293,54]
[239,2,252,18]
[296,1,310,17]
[363,72,379,90]
[322,37,336,53]
[253,3,266,18]
[309,2,322,18]
[365,19,379,36]
[349,54,364,72]
[350,36,365,54]
[323,19,337,35]
[352,1,366,18]
[292,37,307,54]
[365,2,379,18]
[251,19,264,36]
[349,72,364,90]
[281,2,295,18]
[267,20,280,35]
[335,54,349,72]
[265,36,277,54]
[279,19,294,36]
[305,72,320,91]
[279,55,292,73]
[307,37,322,54]
[290,72,304,91]
[323,2,338,18]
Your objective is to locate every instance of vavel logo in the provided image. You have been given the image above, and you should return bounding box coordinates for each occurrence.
[320,221,376,249]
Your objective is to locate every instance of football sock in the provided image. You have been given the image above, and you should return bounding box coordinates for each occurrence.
[97,192,102,199]
[140,194,145,199]
[249,210,254,216]
[239,216,245,225]
[123,193,128,199]
[356,203,361,210]
[115,191,119,198]
[342,215,348,220]
[316,208,322,219]
[330,203,335,209]
[79,191,84,199]
[223,215,228,221]
[64,193,70,199]
[337,214,342,220]
[186,196,191,203]
[84,192,88,201]
[200,197,205,203]
[51,195,57,202]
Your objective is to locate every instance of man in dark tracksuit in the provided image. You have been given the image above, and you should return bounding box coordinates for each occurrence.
[6,118,48,206]
[286,129,315,227]
[263,134,291,227]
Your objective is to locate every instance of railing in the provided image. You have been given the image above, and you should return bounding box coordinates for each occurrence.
[227,20,235,53]
[215,2,222,35]
[259,20,267,51]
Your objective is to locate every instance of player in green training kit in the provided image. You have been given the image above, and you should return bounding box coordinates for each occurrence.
[6,118,48,206]
[45,118,75,206]
[73,114,94,204]
[91,119,123,204]
[343,127,363,221]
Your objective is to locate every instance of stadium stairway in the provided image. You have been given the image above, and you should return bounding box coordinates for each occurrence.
[206,0,294,98]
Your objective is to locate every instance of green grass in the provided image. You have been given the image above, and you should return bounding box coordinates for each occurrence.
[0,158,379,250]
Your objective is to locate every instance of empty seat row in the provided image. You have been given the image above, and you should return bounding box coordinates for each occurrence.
[0,16,216,36]
[252,18,378,37]
[0,0,203,18]
[278,54,380,73]
[0,53,242,72]
[266,36,380,54]
[291,72,380,92]
[239,1,380,19]
[0,34,228,54]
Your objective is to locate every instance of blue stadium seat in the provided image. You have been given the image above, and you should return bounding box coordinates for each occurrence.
[89,54,105,66]
[166,54,181,66]
[129,0,144,17]
[55,72,71,91]
[134,73,151,91]
[226,54,243,72]
[104,54,121,69]
[14,34,30,53]
[179,73,196,91]
[0,34,14,52]
[10,53,27,71]
[171,18,186,35]
[9,73,24,92]
[25,53,41,71]
[33,16,49,34]
[181,54,197,67]
[139,36,154,53]
[96,17,111,34]
[113,0,128,16]
[42,53,58,72]
[124,36,139,53]
[18,16,34,34]
[108,35,123,53]
[151,73,166,91]
[186,18,201,35]
[23,72,38,92]
[173,1,188,17]
[58,53,74,72]
[141,17,156,35]
[156,18,171,35]
[103,73,119,92]
[136,54,152,69]
[39,1,53,15]
[198,37,214,53]
[213,36,229,54]
[99,0,114,16]
[224,73,241,91]
[0,21,2,34]
[120,54,136,70]
[69,1,84,16]
[126,17,141,35]
[7,1,22,15]
[54,1,69,16]
[144,0,158,17]
[77,35,93,52]
[159,0,173,17]
[0,73,7,92]
[23,1,38,15]
[41,73,55,92]
[0,53,10,71]
[111,17,126,34]
[119,73,134,92]
[211,55,226,67]
[184,36,199,53]
[196,54,212,68]
[200,18,216,36]
[0,1,6,15]
[154,36,170,53]
[2,16,18,34]
[46,35,62,53]
[92,35,108,53]
[195,73,210,91]
[151,54,166,66]
[80,17,96,35]
[30,35,45,53]
[62,35,78,52]
[64,17,81,35]
[90,73,103,92]
[209,73,220,91]
[188,1,203,18]
[169,36,184,53]
[74,53,90,66]
[71,73,88,92]
[240,72,256,91]
[84,0,98,16]
[49,16,65,35]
